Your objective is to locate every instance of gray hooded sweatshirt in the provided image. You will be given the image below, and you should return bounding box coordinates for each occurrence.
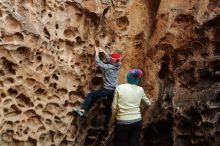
[95,53,121,90]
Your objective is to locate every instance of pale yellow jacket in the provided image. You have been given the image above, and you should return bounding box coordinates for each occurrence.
[112,83,151,122]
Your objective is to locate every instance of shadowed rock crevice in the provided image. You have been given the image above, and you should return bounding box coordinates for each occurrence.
[147,0,161,37]
[143,120,173,146]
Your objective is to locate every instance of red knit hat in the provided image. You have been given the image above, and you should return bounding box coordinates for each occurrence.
[110,54,121,63]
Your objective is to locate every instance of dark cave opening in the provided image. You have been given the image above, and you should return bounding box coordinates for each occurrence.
[143,119,173,146]
[215,91,220,102]
[158,62,169,79]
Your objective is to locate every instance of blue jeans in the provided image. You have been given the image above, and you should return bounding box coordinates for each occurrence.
[82,88,115,128]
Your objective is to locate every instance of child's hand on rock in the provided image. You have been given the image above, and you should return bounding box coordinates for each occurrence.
[95,48,99,53]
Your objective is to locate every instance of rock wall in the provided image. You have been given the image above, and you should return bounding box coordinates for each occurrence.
[0,0,219,146]
[142,0,220,146]
[0,0,150,146]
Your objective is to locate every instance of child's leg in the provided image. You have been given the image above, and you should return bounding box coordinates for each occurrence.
[104,90,115,129]
[82,88,107,112]
[74,88,106,116]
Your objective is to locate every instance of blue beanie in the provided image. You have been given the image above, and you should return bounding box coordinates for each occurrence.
[127,69,143,85]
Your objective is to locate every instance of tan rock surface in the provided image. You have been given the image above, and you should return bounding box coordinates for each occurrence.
[0,0,219,146]
[0,0,150,145]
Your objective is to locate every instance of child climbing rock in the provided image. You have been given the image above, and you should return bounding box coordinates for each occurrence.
[73,47,121,129]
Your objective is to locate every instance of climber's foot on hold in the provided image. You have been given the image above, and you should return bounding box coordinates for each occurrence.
[73,108,85,117]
